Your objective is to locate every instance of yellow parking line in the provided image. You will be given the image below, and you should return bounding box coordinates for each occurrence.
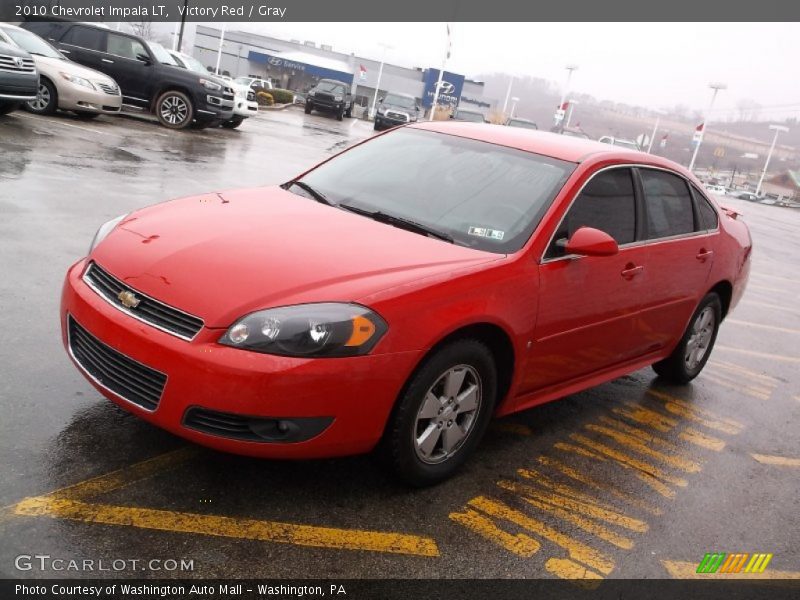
[584,424,701,473]
[467,496,615,575]
[751,454,800,467]
[596,416,700,461]
[709,360,778,384]
[535,456,663,515]
[646,390,744,434]
[662,560,800,580]
[546,557,603,582]
[679,427,726,451]
[516,468,624,514]
[554,442,607,461]
[612,404,677,433]
[727,319,800,335]
[14,496,439,557]
[715,346,800,364]
[701,373,771,400]
[449,508,540,557]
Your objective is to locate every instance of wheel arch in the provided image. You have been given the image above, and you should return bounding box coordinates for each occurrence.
[708,280,733,319]
[150,85,194,113]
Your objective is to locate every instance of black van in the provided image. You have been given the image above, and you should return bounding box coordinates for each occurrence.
[21,21,233,129]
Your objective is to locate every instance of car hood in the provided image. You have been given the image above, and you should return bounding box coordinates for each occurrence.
[35,54,117,85]
[92,186,500,328]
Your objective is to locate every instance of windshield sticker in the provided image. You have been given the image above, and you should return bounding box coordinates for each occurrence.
[468,226,505,240]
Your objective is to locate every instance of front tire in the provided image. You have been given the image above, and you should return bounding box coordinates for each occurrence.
[653,293,722,383]
[222,115,244,129]
[386,339,497,487]
[26,78,57,115]
[155,90,194,129]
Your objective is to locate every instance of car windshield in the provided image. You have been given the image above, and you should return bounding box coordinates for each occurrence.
[455,110,485,123]
[508,119,537,130]
[315,81,345,94]
[293,128,574,253]
[147,41,177,66]
[1,27,62,59]
[174,53,207,74]
[234,77,254,85]
[384,94,416,110]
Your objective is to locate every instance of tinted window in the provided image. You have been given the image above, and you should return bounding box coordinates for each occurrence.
[295,128,574,254]
[641,170,695,239]
[61,26,105,51]
[692,186,719,230]
[548,168,636,258]
[22,22,61,40]
[106,33,147,60]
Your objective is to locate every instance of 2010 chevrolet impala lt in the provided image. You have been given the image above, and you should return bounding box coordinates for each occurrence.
[61,122,752,485]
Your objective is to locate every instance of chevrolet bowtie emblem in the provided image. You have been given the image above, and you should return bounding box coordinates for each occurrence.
[118,290,141,308]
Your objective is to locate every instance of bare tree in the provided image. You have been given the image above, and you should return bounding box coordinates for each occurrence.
[129,21,153,41]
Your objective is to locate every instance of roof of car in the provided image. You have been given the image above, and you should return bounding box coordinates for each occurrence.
[409,121,687,170]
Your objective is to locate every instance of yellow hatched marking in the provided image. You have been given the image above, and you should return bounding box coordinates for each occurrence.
[584,424,701,473]
[612,404,678,433]
[709,360,779,385]
[751,454,800,467]
[570,434,685,491]
[14,496,439,557]
[545,558,603,583]
[646,390,743,434]
[554,442,607,461]
[715,345,800,365]
[536,456,663,516]
[595,417,701,466]
[448,508,540,557]
[679,427,726,451]
[662,559,800,580]
[516,468,628,514]
[468,496,615,575]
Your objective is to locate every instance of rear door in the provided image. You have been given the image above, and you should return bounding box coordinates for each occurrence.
[103,32,152,105]
[522,167,649,393]
[54,25,107,71]
[633,168,716,353]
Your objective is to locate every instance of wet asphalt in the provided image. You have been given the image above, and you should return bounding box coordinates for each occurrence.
[0,107,798,580]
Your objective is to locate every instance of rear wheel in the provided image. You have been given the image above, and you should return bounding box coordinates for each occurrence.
[222,115,244,129]
[155,90,194,129]
[653,293,721,383]
[26,78,57,115]
[386,339,497,486]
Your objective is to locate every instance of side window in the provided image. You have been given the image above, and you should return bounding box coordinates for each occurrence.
[23,22,59,41]
[691,185,719,230]
[106,33,147,60]
[61,26,105,51]
[640,170,695,239]
[547,168,637,258]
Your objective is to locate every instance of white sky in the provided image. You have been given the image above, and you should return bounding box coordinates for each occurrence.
[184,22,800,117]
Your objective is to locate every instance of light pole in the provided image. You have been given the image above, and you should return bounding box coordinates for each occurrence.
[502,76,514,115]
[214,23,227,75]
[554,64,578,126]
[369,42,392,120]
[429,24,452,122]
[565,99,579,128]
[510,96,519,118]
[688,82,726,172]
[756,125,789,197]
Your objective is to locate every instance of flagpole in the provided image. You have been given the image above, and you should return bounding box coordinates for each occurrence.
[647,116,660,153]
[688,83,726,172]
[369,42,391,120]
[429,23,451,121]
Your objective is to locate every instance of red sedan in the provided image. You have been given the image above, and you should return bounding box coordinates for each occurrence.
[61,122,752,485]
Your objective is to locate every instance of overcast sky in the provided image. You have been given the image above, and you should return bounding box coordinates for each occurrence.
[182,22,800,118]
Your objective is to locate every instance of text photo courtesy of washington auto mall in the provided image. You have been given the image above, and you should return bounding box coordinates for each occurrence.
[0,0,799,598]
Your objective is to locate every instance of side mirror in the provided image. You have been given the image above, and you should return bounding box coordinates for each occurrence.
[378,97,384,103]
[564,227,619,257]
[136,53,152,65]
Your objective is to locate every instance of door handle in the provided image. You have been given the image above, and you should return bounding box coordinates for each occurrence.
[696,249,714,262]
[621,264,644,280]
[102,58,114,64]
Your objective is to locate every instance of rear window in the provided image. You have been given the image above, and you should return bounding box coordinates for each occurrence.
[641,169,695,239]
[692,186,719,230]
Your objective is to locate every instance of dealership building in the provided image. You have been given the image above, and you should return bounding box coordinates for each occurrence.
[192,26,497,114]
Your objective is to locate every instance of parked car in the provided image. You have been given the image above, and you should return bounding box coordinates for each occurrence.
[506,117,538,130]
[234,76,272,94]
[374,92,419,131]
[451,107,487,123]
[21,20,234,129]
[598,135,641,151]
[704,184,727,196]
[0,40,38,115]
[0,23,121,118]
[732,191,759,202]
[62,122,751,486]
[304,78,353,120]
[556,126,591,139]
[167,50,257,129]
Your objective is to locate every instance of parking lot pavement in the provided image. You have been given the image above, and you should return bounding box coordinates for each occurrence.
[1,109,798,580]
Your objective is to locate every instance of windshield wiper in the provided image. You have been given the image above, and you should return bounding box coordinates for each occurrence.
[284,180,333,206]
[339,203,454,243]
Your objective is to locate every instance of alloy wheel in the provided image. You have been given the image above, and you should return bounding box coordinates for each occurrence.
[160,95,188,126]
[413,365,482,464]
[29,83,50,112]
[685,306,715,371]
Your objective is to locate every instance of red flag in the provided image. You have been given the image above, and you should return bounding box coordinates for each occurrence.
[696,123,704,132]
[561,101,570,110]
[359,64,367,73]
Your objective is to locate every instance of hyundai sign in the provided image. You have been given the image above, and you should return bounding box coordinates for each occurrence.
[421,68,465,108]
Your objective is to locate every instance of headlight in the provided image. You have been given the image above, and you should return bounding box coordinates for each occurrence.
[60,72,94,90]
[199,78,222,91]
[220,303,388,358]
[308,90,316,97]
[88,214,128,254]
[334,95,343,102]
[377,106,386,115]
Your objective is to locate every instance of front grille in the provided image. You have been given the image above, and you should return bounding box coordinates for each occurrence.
[68,316,167,411]
[315,93,334,101]
[97,82,119,95]
[184,407,259,440]
[385,111,409,122]
[0,54,36,73]
[84,262,204,341]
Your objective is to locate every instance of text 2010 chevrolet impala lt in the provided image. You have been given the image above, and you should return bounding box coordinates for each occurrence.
[61,123,751,485]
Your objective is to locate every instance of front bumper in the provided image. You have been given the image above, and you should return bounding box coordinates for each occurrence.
[58,82,122,114]
[376,114,414,129]
[61,259,422,459]
[196,92,235,122]
[307,98,345,112]
[0,71,39,100]
[233,98,258,117]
